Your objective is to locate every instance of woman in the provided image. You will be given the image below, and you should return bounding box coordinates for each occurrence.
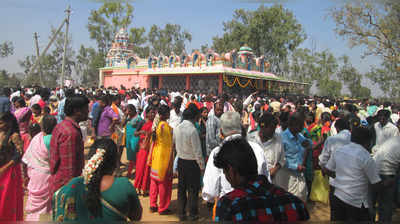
[134,106,156,196]
[30,104,43,125]
[149,105,173,215]
[0,112,24,221]
[198,107,208,159]
[22,115,57,221]
[124,104,143,178]
[308,112,331,204]
[52,139,142,222]
[13,97,32,151]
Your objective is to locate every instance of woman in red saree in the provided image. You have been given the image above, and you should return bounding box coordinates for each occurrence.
[0,112,24,221]
[134,106,156,196]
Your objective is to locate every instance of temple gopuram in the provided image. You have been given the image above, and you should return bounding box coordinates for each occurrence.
[99,28,308,94]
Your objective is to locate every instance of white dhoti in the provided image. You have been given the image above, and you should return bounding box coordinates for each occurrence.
[278,168,308,202]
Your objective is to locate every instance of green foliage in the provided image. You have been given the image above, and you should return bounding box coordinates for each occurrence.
[129,27,149,58]
[75,45,104,87]
[211,5,306,73]
[337,55,371,98]
[367,60,400,98]
[87,1,134,56]
[50,27,75,82]
[148,24,192,55]
[18,28,75,87]
[0,70,9,86]
[317,77,343,97]
[0,41,14,58]
[287,48,371,98]
[330,0,400,96]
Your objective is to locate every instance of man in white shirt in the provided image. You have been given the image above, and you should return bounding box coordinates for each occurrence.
[127,92,141,113]
[372,109,400,155]
[319,118,351,177]
[168,96,183,130]
[247,113,285,188]
[370,136,400,222]
[173,106,204,221]
[202,111,269,205]
[205,102,223,156]
[326,127,381,222]
[318,118,351,219]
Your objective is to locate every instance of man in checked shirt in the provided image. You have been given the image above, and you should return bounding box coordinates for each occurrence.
[49,94,89,196]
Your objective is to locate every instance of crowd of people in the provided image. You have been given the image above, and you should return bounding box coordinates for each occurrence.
[0,85,399,222]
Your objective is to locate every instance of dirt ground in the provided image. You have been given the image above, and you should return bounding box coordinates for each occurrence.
[30,146,399,222]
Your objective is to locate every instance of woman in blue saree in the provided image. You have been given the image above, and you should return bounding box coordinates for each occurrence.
[124,104,143,178]
[52,139,142,222]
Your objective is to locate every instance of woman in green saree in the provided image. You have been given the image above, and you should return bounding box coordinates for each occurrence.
[52,139,142,222]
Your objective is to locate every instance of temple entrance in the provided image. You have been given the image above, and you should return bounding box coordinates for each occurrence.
[150,76,159,89]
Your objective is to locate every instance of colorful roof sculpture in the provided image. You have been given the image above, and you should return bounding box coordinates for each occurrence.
[102,41,296,82]
[105,28,138,68]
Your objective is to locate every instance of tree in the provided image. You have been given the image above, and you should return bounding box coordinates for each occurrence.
[50,27,75,82]
[75,45,104,86]
[367,61,399,98]
[200,44,209,54]
[0,70,9,86]
[211,5,306,73]
[0,41,14,58]
[338,55,371,98]
[330,0,400,97]
[288,48,317,92]
[87,1,134,57]
[18,28,75,87]
[129,27,149,58]
[148,24,192,55]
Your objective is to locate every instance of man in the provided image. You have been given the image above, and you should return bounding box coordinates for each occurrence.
[206,102,223,156]
[269,98,281,114]
[97,95,120,139]
[49,94,89,196]
[372,109,399,155]
[370,136,400,222]
[90,95,106,137]
[168,96,183,130]
[247,113,285,188]
[173,106,205,221]
[213,138,309,222]
[202,112,269,205]
[325,127,381,222]
[56,88,75,123]
[318,118,351,219]
[280,112,312,202]
[0,87,11,113]
[319,118,351,171]
[127,91,141,113]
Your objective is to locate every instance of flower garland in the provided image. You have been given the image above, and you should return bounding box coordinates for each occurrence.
[223,74,257,89]
[83,148,106,185]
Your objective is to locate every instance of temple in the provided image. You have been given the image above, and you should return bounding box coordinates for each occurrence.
[99,28,308,94]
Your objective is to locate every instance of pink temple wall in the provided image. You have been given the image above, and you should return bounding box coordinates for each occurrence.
[103,73,149,89]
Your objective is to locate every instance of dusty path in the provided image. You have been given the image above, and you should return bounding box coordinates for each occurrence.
[30,146,399,222]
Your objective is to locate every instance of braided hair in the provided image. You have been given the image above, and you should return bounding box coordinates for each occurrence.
[86,138,118,218]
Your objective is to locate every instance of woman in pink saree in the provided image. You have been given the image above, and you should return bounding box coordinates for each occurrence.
[22,115,57,221]
[13,97,32,151]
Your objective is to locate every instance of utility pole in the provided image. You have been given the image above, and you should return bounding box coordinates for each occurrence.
[28,16,67,78]
[33,32,44,87]
[61,5,71,87]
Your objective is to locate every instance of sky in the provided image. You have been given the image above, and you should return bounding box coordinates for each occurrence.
[0,0,382,96]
